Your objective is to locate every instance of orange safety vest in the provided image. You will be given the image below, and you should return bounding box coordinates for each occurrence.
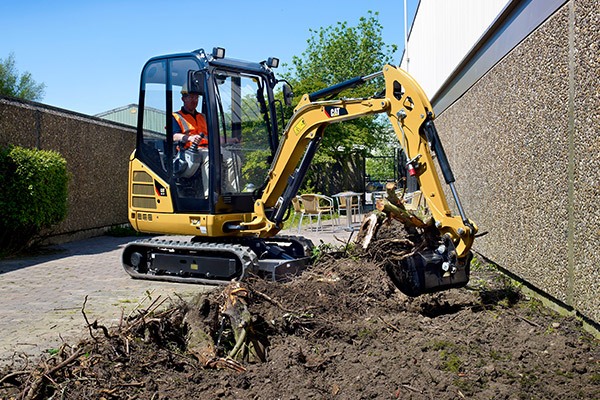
[173,111,208,148]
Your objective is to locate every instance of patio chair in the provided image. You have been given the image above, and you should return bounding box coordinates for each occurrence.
[364,191,385,212]
[290,196,304,232]
[403,190,423,211]
[299,194,335,231]
[336,194,362,224]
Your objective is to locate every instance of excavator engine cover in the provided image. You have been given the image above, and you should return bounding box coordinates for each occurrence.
[386,248,472,297]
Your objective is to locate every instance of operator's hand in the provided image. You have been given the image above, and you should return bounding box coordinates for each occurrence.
[190,134,202,145]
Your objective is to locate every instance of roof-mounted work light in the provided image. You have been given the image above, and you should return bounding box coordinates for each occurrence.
[212,47,226,59]
[266,57,279,68]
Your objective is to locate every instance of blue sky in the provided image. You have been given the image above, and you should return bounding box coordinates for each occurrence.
[0,0,418,116]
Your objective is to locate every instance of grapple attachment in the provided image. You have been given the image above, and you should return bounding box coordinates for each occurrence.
[386,235,472,297]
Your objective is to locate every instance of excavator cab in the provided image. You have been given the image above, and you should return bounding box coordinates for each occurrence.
[125,48,314,284]
[132,48,280,222]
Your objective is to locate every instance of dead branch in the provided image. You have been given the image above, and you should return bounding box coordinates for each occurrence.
[81,295,97,342]
[22,347,85,400]
[90,321,112,339]
[355,212,386,249]
[376,198,428,229]
[0,370,31,386]
[385,182,403,205]
[252,289,292,313]
[378,316,402,333]
[204,357,247,372]
[46,348,85,377]
[143,294,169,316]
[81,296,112,339]
[511,311,541,328]
[401,384,421,393]
[125,289,156,320]
[124,297,173,335]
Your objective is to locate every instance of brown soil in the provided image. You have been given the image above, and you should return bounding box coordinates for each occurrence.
[1,224,599,400]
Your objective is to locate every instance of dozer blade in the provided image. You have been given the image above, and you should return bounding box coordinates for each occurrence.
[386,249,473,297]
[255,257,311,282]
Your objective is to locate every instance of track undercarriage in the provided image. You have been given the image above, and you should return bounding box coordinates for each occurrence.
[122,235,314,285]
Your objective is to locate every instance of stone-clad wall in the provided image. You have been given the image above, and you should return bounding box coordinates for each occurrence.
[434,0,599,323]
[0,97,135,241]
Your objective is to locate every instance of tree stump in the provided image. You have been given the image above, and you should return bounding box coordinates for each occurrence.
[356,182,432,249]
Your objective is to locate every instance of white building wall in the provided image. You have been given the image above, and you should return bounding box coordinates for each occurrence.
[401,0,509,99]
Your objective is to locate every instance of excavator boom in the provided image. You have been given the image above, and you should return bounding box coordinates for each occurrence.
[235,64,477,295]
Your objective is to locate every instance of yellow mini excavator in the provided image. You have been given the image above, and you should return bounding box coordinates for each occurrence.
[123,47,477,296]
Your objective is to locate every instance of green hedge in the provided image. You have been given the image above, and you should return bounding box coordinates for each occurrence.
[0,145,69,255]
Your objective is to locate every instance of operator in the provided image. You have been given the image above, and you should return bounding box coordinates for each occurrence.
[172,83,210,197]
[173,88,208,148]
[173,83,241,196]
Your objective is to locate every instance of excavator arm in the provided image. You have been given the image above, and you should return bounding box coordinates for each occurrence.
[243,64,476,259]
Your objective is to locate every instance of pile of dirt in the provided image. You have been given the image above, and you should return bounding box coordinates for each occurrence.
[1,225,599,399]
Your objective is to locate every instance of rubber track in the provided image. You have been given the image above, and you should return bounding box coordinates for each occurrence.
[122,238,258,285]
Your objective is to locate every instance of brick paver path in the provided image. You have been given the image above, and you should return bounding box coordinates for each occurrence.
[0,236,206,363]
[0,226,350,364]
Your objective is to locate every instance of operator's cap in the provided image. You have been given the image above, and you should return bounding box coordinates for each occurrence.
[181,80,202,95]
[181,81,191,95]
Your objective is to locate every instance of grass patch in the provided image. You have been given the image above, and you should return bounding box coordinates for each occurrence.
[470,254,494,272]
[441,351,463,373]
[479,274,523,308]
[428,340,464,373]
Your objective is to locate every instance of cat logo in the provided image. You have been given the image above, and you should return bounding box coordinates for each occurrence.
[154,180,167,196]
[324,106,348,118]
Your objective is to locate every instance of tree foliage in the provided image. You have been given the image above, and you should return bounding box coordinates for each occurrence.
[284,11,398,154]
[281,12,399,193]
[0,52,46,101]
